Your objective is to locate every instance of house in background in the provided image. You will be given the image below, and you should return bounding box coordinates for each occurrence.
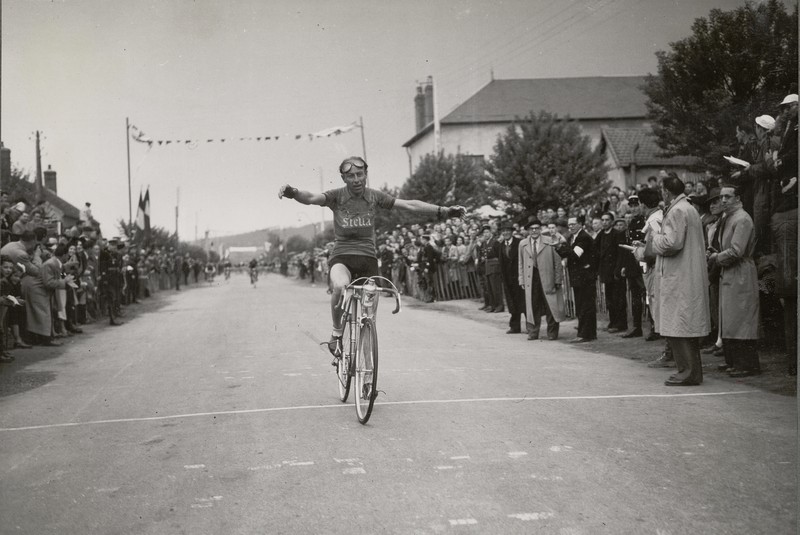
[402,76,701,190]
[1,143,82,231]
[600,127,703,189]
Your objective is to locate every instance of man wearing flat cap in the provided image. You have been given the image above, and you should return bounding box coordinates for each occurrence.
[731,114,777,255]
[480,225,504,313]
[519,219,565,340]
[97,238,123,326]
[498,221,525,333]
[771,93,798,375]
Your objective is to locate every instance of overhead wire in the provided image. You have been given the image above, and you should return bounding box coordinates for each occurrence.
[436,0,621,117]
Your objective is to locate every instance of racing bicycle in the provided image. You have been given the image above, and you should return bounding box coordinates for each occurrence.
[334,276,401,424]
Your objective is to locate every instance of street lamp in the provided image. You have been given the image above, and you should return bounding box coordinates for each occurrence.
[297,212,318,247]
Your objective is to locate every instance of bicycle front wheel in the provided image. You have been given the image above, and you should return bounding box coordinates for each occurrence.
[337,318,352,402]
[354,319,378,424]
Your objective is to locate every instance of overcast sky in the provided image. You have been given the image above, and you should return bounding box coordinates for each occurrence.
[2,0,749,241]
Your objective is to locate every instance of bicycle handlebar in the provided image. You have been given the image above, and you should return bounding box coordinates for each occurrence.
[345,276,402,315]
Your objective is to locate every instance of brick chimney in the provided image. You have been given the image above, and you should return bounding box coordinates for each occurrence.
[423,76,434,126]
[44,165,57,193]
[414,86,426,132]
[0,142,10,187]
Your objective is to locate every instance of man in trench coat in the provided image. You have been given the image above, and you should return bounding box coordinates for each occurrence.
[518,219,566,340]
[648,176,710,386]
[709,185,760,377]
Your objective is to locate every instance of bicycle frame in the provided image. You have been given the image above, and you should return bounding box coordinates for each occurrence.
[336,276,401,422]
[339,277,401,349]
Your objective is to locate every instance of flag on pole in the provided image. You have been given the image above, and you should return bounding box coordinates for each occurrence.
[135,191,145,232]
[143,187,151,243]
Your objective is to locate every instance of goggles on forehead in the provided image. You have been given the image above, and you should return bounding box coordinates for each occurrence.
[339,159,367,174]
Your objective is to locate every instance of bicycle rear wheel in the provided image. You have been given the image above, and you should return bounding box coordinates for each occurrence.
[337,318,352,402]
[354,319,378,424]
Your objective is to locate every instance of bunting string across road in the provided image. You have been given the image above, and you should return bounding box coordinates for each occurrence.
[129,122,359,148]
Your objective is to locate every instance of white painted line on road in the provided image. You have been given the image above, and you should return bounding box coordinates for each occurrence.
[549,445,573,452]
[507,451,528,458]
[342,467,366,475]
[508,512,554,521]
[184,464,206,469]
[435,466,456,470]
[450,455,470,460]
[449,518,477,526]
[531,474,563,481]
[0,390,759,433]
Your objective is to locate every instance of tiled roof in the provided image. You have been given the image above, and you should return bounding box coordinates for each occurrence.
[602,127,699,167]
[42,188,81,220]
[443,76,649,124]
[403,76,650,147]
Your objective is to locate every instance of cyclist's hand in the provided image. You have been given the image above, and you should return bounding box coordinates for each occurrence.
[279,185,298,199]
[446,205,466,219]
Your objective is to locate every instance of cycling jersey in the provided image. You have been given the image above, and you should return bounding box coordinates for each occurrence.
[322,187,395,259]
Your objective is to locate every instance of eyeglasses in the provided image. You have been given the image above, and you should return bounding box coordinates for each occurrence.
[340,159,367,174]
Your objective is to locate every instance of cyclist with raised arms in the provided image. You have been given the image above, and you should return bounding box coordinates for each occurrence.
[279,156,465,360]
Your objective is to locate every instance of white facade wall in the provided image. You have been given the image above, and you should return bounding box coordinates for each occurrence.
[407,118,650,177]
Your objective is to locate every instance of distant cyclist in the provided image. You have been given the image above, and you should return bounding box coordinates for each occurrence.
[204,262,216,283]
[249,258,259,287]
[279,156,465,360]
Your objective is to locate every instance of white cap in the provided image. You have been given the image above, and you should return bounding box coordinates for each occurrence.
[755,115,776,131]
[780,94,798,106]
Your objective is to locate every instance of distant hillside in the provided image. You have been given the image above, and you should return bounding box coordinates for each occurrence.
[192,222,332,248]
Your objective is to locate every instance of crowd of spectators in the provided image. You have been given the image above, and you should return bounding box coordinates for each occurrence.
[0,195,212,362]
[288,93,796,384]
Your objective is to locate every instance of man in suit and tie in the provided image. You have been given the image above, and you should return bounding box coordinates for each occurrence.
[42,244,76,337]
[519,219,566,340]
[557,217,597,342]
[597,212,628,333]
[498,221,525,333]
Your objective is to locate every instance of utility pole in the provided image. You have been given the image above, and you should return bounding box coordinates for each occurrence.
[175,187,180,247]
[319,168,325,236]
[432,78,441,154]
[126,118,132,229]
[34,131,43,203]
[359,116,367,161]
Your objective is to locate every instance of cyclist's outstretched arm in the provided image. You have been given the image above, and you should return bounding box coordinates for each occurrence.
[393,199,465,219]
[278,185,325,206]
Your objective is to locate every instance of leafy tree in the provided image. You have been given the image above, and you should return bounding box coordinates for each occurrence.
[486,111,610,222]
[372,183,405,233]
[400,152,489,209]
[2,166,35,205]
[285,234,311,253]
[116,218,207,261]
[643,0,798,171]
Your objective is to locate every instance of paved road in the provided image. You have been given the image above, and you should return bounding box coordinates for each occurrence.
[0,274,796,534]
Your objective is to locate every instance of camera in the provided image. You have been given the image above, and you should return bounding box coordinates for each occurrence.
[629,228,645,242]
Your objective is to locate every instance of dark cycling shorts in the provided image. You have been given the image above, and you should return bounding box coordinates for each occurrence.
[329,255,379,281]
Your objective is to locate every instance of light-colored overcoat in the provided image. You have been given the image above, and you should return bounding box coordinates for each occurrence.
[716,206,759,340]
[0,241,51,337]
[518,236,566,323]
[649,194,710,337]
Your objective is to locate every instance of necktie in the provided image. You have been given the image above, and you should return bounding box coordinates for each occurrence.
[532,238,538,267]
